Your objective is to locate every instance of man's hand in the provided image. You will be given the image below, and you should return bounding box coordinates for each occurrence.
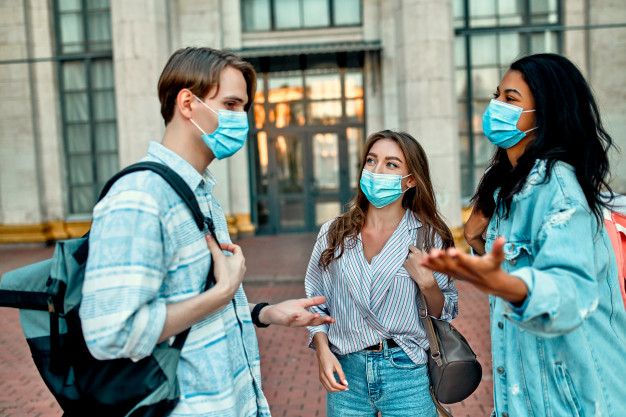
[259,296,336,327]
[205,234,246,299]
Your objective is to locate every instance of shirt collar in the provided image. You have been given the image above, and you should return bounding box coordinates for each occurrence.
[405,208,422,231]
[146,142,217,192]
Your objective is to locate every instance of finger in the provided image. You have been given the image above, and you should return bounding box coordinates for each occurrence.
[490,237,507,263]
[219,242,242,255]
[335,363,348,387]
[300,296,327,308]
[322,369,344,392]
[205,234,224,258]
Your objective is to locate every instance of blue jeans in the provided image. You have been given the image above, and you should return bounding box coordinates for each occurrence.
[327,343,437,417]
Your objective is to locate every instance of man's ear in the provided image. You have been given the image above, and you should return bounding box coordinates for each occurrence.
[176,89,195,119]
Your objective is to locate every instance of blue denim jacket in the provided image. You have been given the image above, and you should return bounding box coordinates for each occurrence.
[485,159,626,417]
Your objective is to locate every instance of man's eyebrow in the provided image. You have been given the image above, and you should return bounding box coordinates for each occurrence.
[224,95,248,105]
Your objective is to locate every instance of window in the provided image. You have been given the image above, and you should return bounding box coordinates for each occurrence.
[242,0,361,32]
[54,0,118,215]
[454,0,561,202]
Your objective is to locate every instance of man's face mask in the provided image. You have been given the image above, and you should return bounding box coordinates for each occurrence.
[189,95,249,160]
[359,169,413,208]
[482,99,536,149]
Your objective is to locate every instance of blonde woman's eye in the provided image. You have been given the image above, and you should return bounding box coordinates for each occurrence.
[387,162,398,168]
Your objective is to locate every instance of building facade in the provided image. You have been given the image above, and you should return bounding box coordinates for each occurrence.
[1,0,625,243]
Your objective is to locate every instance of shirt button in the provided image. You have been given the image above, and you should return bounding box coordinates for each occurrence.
[502,413,509,417]
[498,322,504,329]
[510,259,517,265]
[497,366,505,374]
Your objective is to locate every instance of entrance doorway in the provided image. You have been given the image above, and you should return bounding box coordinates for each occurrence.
[249,58,365,234]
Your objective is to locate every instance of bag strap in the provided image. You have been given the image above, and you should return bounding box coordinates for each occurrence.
[416,226,443,367]
[79,161,220,350]
[417,225,454,417]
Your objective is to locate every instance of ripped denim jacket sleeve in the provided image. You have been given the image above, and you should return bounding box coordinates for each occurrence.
[501,202,602,337]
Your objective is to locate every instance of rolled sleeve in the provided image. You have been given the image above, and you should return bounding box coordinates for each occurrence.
[502,203,600,337]
[435,270,459,322]
[305,225,332,349]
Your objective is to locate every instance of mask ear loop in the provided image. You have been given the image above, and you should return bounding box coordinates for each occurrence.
[401,173,414,193]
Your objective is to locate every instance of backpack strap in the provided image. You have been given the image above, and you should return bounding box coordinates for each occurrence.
[80,161,221,350]
[74,162,220,264]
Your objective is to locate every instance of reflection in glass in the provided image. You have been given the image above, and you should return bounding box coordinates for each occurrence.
[257,132,269,195]
[87,12,111,45]
[91,61,114,88]
[333,0,361,25]
[268,73,303,103]
[471,67,499,99]
[344,72,363,98]
[470,35,497,66]
[72,185,93,214]
[254,104,266,129]
[242,0,271,31]
[274,0,300,29]
[280,199,305,228]
[67,124,91,153]
[96,152,118,182]
[530,0,558,24]
[347,127,364,188]
[63,62,86,90]
[303,0,329,27]
[531,31,558,54]
[306,72,341,100]
[308,101,342,125]
[499,33,521,66]
[93,91,116,120]
[257,200,271,228]
[94,122,117,152]
[316,202,341,226]
[276,135,303,193]
[273,102,305,128]
[313,133,339,192]
[65,92,89,122]
[69,155,93,183]
[469,0,496,27]
[60,13,84,52]
[60,0,82,12]
[345,99,364,122]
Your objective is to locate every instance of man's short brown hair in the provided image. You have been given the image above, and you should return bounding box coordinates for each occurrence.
[157,47,257,125]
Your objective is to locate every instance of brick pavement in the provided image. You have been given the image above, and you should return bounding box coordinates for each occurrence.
[0,234,494,417]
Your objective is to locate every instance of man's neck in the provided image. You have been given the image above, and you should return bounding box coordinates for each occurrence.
[161,122,215,174]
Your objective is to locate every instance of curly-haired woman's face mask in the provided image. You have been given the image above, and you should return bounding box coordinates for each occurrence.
[483,70,537,149]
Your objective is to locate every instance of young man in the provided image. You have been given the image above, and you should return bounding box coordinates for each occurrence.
[79,47,333,416]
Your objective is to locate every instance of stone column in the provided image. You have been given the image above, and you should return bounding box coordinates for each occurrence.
[110,0,171,168]
[0,0,44,241]
[392,0,462,229]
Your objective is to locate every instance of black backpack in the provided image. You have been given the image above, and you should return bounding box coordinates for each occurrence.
[0,161,218,416]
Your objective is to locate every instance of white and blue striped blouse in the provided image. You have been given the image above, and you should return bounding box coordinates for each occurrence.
[305,209,458,365]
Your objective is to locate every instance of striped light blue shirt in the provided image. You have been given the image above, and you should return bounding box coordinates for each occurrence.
[305,209,458,365]
[80,142,270,417]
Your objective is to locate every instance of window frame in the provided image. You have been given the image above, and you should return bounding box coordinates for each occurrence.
[53,0,118,215]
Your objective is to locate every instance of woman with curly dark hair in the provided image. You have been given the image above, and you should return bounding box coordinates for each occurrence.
[422,53,626,416]
[305,130,458,416]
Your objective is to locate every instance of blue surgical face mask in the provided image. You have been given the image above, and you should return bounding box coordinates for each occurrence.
[359,169,412,209]
[482,99,536,149]
[190,95,249,160]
